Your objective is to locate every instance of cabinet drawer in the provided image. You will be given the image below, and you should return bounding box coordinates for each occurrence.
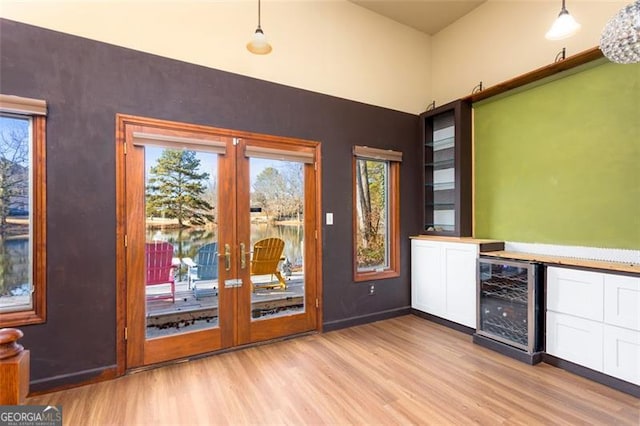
[546,311,603,372]
[604,274,640,331]
[604,324,640,385]
[547,267,604,321]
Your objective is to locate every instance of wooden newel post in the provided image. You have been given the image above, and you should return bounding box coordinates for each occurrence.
[0,328,30,405]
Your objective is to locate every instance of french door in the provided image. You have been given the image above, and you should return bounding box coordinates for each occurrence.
[116,115,321,370]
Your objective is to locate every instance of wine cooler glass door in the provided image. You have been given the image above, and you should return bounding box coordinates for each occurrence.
[478,259,532,351]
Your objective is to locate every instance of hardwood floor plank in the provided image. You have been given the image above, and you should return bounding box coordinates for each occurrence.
[28,315,640,425]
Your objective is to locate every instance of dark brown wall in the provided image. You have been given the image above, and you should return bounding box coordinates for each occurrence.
[0,19,421,391]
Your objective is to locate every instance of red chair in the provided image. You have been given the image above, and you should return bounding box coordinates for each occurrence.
[145,242,176,303]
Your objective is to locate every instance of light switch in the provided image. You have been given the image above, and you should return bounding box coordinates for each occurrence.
[326,213,333,225]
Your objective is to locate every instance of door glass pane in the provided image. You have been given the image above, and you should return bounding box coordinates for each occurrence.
[249,158,305,321]
[144,146,219,338]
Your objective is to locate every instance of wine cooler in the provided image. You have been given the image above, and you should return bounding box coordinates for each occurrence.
[473,256,544,364]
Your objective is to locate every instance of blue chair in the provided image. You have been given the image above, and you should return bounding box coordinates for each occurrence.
[183,242,219,299]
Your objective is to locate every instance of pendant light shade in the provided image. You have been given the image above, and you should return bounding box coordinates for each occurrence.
[247,0,272,55]
[545,0,581,40]
[600,1,640,64]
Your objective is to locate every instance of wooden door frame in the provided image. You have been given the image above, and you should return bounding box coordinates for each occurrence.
[115,114,323,376]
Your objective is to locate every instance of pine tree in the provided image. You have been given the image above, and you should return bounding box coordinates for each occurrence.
[146,149,214,227]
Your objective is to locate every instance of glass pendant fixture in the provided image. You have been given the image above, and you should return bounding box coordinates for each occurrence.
[600,1,640,64]
[247,0,272,55]
[545,0,581,40]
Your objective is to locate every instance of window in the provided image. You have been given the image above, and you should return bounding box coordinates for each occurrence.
[0,95,47,327]
[353,146,401,281]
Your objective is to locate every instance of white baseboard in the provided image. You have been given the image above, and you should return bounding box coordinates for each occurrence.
[504,242,640,265]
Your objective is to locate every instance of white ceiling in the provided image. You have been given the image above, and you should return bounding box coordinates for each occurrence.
[349,0,487,35]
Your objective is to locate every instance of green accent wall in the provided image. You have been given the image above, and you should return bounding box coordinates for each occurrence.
[474,60,640,249]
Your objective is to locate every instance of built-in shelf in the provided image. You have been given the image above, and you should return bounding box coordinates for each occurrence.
[420,99,472,236]
[425,159,455,169]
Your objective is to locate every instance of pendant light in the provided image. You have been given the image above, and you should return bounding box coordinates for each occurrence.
[545,0,581,40]
[247,0,272,55]
[600,1,640,64]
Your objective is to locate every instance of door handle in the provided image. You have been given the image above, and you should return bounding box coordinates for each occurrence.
[222,243,231,271]
[240,243,247,269]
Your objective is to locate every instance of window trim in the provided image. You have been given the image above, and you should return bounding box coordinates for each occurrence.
[352,147,401,282]
[0,99,47,327]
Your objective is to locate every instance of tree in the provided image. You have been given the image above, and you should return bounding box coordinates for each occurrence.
[281,163,304,221]
[146,149,214,227]
[252,164,304,222]
[0,122,29,232]
[252,167,287,221]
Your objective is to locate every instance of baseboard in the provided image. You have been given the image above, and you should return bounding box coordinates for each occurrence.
[473,333,543,365]
[28,365,118,396]
[323,306,411,332]
[410,309,475,335]
[543,354,640,398]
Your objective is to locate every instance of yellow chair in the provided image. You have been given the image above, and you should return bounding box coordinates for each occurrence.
[251,238,286,291]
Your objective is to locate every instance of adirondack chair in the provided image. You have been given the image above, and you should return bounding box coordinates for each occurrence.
[145,241,176,303]
[251,237,287,291]
[182,242,219,299]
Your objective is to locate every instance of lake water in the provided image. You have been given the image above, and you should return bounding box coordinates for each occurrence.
[0,238,30,295]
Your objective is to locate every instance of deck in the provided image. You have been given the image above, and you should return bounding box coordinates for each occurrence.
[145,274,305,338]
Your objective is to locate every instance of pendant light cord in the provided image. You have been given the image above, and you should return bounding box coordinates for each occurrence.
[560,0,568,14]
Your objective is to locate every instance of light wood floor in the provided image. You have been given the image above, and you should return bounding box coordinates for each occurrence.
[29,315,640,425]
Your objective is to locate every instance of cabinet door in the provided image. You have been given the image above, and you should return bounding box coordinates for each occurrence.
[604,324,640,385]
[546,311,603,372]
[411,240,445,316]
[547,267,604,322]
[603,274,640,331]
[443,243,477,328]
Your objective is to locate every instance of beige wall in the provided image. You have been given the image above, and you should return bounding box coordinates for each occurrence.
[0,0,431,114]
[1,1,628,113]
[431,0,627,106]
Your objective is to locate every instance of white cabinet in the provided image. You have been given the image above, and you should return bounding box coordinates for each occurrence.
[603,325,640,385]
[411,239,477,328]
[546,311,603,371]
[546,266,640,386]
[443,245,477,327]
[603,274,640,330]
[411,240,445,317]
[546,267,603,321]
